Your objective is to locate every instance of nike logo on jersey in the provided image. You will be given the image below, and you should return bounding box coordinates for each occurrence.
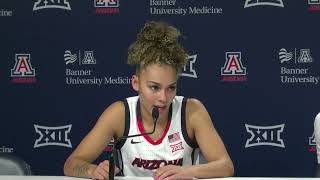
[130,139,142,144]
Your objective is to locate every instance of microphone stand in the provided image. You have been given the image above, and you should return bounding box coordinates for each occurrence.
[108,107,159,180]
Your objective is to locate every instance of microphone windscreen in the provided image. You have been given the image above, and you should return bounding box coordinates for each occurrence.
[152,107,159,120]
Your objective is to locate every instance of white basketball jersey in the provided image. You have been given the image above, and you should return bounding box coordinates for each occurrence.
[116,96,199,177]
[314,112,320,163]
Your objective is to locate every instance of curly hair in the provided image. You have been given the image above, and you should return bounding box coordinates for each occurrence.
[127,21,188,75]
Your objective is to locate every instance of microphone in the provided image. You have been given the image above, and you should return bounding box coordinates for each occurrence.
[108,106,159,180]
[152,106,159,123]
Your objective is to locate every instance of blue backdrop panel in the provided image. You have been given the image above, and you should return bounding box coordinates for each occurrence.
[1,0,319,177]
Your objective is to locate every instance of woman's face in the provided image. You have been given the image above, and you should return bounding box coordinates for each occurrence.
[132,63,177,117]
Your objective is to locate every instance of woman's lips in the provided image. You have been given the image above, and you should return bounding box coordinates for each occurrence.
[156,106,166,112]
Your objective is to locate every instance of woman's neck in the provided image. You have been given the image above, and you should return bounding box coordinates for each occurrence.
[140,106,168,127]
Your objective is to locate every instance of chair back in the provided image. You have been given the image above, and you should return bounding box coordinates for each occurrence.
[0,153,32,175]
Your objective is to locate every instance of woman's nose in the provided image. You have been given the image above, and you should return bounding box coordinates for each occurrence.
[158,89,167,102]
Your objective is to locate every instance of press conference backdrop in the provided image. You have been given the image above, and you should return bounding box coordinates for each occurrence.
[1,0,319,177]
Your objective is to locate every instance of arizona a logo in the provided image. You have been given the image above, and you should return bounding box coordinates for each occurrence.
[221,52,247,82]
[11,54,36,83]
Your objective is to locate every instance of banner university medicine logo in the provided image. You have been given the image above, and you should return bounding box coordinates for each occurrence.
[244,0,284,8]
[278,48,319,85]
[64,50,96,65]
[34,124,72,148]
[279,48,313,64]
[221,52,247,82]
[11,54,36,83]
[33,0,71,11]
[245,124,285,148]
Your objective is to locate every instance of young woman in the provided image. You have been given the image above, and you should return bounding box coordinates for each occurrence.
[64,21,234,180]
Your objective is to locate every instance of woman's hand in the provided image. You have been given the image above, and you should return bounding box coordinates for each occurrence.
[153,165,194,180]
[90,160,119,180]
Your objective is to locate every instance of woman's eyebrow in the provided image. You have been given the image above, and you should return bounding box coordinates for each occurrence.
[147,81,177,86]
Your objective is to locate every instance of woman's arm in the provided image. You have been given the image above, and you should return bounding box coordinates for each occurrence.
[154,98,234,180]
[186,98,234,178]
[63,101,125,179]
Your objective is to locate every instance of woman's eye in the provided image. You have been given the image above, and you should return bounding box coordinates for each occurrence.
[150,86,159,91]
[168,86,176,91]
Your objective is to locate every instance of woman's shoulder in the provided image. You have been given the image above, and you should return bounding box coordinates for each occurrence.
[106,100,125,112]
[185,98,206,111]
[98,100,125,125]
[105,96,138,113]
[102,96,139,122]
[184,97,212,127]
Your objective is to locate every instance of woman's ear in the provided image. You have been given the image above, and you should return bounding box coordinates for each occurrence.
[131,75,139,92]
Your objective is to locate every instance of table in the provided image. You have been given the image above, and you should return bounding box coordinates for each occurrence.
[0,177,319,180]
